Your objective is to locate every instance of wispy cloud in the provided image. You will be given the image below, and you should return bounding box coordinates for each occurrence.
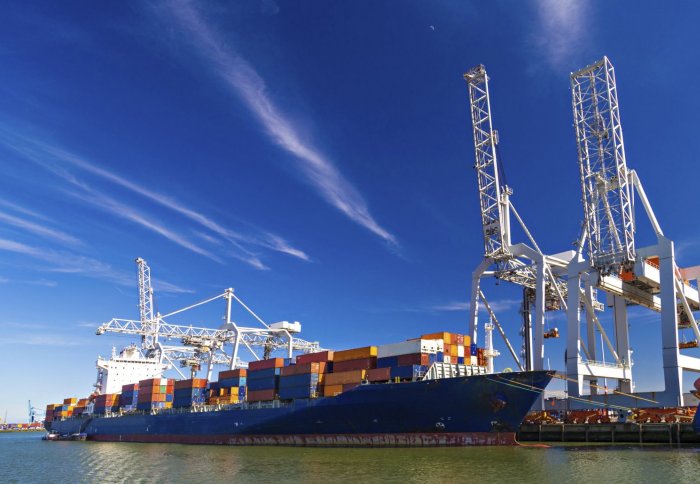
[0,238,188,293]
[66,185,224,264]
[163,1,397,247]
[0,127,308,269]
[533,0,589,69]
[0,198,50,222]
[433,298,521,313]
[0,208,82,247]
[0,277,58,287]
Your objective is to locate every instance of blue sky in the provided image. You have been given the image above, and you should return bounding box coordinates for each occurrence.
[1,1,699,421]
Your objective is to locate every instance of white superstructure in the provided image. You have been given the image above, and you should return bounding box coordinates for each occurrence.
[96,345,168,394]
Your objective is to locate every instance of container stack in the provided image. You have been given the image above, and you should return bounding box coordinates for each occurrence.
[320,346,375,396]
[279,362,327,400]
[52,404,73,420]
[247,358,286,402]
[94,394,120,415]
[44,404,55,424]
[173,378,208,408]
[137,378,173,411]
[324,369,366,396]
[73,398,89,416]
[216,369,247,404]
[120,383,139,411]
[421,332,472,365]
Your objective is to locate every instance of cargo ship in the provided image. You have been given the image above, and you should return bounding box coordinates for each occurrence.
[45,333,554,447]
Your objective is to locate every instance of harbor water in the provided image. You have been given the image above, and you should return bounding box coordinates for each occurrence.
[3,432,700,483]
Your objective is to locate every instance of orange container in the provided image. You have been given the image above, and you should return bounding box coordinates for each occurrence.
[296,350,334,364]
[367,367,391,382]
[174,378,208,390]
[334,347,377,362]
[280,362,326,376]
[421,332,452,344]
[323,384,344,397]
[63,397,77,405]
[248,358,286,371]
[325,369,366,386]
[218,369,247,379]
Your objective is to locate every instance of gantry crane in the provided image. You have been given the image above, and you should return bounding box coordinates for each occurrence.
[464,65,578,372]
[96,258,325,381]
[566,57,700,406]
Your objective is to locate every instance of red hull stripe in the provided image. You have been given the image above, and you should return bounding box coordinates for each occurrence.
[89,432,517,447]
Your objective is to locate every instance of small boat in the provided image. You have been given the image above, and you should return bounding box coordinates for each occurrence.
[42,432,87,441]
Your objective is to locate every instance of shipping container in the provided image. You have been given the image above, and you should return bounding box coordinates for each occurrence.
[279,373,319,388]
[366,367,391,382]
[421,332,452,345]
[174,378,208,390]
[377,339,442,358]
[296,350,334,365]
[325,369,366,386]
[396,353,431,366]
[280,361,326,376]
[247,389,276,402]
[332,357,376,372]
[247,376,279,391]
[322,384,344,397]
[248,367,282,380]
[248,358,286,371]
[333,346,377,362]
[218,369,247,379]
[377,356,399,368]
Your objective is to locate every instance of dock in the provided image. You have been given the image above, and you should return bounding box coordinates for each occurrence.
[518,423,700,444]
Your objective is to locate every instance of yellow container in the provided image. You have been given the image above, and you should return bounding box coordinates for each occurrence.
[334,347,377,362]
[323,384,344,397]
[325,370,366,386]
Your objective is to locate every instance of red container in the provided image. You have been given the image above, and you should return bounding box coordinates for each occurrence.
[366,367,391,382]
[218,369,247,379]
[280,362,326,376]
[396,353,430,366]
[332,357,376,372]
[296,351,334,365]
[248,358,286,371]
[174,378,208,390]
[342,383,360,392]
[247,389,276,402]
[122,383,139,392]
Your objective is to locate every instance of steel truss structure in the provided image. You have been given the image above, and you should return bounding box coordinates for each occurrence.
[96,259,325,380]
[566,57,700,406]
[464,64,577,373]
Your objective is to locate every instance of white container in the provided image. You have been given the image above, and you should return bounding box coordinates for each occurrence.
[377,339,443,358]
[470,356,477,365]
[443,355,452,364]
[457,345,465,357]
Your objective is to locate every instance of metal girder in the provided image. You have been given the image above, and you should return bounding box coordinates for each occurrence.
[571,57,635,271]
[465,64,510,262]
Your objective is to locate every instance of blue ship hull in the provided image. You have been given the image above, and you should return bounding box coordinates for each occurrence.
[49,370,552,446]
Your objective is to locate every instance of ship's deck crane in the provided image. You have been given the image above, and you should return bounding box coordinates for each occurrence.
[96,258,325,380]
[464,65,580,373]
[566,56,700,406]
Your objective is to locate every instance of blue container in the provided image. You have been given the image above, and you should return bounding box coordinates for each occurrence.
[279,373,319,388]
[279,385,316,400]
[457,357,464,364]
[436,352,445,363]
[166,394,173,402]
[390,365,427,379]
[470,344,478,356]
[219,377,246,388]
[428,354,437,364]
[247,376,278,391]
[248,367,282,380]
[238,387,247,398]
[377,356,399,368]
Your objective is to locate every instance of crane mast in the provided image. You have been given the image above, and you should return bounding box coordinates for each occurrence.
[464,65,574,374]
[566,56,700,406]
[571,57,635,272]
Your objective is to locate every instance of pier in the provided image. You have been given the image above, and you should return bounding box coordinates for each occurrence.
[518,423,700,444]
